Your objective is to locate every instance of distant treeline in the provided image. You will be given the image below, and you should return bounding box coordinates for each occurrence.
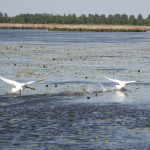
[1,12,150,25]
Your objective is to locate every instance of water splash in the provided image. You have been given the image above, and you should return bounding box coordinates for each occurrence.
[84,83,116,94]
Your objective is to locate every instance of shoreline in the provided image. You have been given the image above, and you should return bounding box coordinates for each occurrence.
[0,23,150,32]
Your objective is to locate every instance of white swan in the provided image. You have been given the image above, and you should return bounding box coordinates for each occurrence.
[0,76,46,95]
[105,77,136,90]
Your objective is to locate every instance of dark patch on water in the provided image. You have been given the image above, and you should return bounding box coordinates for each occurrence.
[97,67,127,72]
[135,82,150,86]
[0,93,150,149]
[51,80,94,85]
[0,29,150,45]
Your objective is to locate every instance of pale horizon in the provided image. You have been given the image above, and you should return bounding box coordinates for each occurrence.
[1,0,150,18]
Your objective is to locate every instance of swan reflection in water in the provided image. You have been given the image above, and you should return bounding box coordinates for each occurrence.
[113,91,127,102]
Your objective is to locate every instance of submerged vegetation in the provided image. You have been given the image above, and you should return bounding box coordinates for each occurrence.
[49,27,147,32]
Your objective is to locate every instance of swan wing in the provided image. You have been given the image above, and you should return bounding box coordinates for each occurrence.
[25,77,47,85]
[25,81,36,85]
[0,76,21,86]
[126,80,136,84]
[105,77,122,84]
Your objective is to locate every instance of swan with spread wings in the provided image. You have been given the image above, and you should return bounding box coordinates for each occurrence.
[0,76,47,95]
[105,77,136,90]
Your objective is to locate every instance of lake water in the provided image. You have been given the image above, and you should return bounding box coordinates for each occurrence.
[0,29,150,149]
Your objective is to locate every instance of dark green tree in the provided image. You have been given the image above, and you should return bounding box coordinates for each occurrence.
[137,14,143,20]
[0,12,3,17]
[4,13,8,18]
[0,12,149,25]
[129,15,137,25]
[114,14,121,24]
[120,14,128,24]
[148,14,150,20]
[108,14,114,24]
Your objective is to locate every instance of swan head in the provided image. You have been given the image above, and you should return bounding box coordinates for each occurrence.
[116,83,127,90]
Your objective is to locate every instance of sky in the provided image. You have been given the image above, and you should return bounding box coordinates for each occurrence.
[1,0,150,18]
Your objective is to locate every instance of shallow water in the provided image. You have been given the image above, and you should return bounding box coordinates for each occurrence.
[0,29,150,149]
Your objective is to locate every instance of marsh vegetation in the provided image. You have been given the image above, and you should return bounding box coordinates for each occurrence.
[0,23,149,32]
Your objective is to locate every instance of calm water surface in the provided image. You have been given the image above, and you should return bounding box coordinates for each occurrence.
[0,29,150,149]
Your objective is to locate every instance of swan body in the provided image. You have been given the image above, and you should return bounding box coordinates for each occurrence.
[0,76,46,95]
[105,77,136,90]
